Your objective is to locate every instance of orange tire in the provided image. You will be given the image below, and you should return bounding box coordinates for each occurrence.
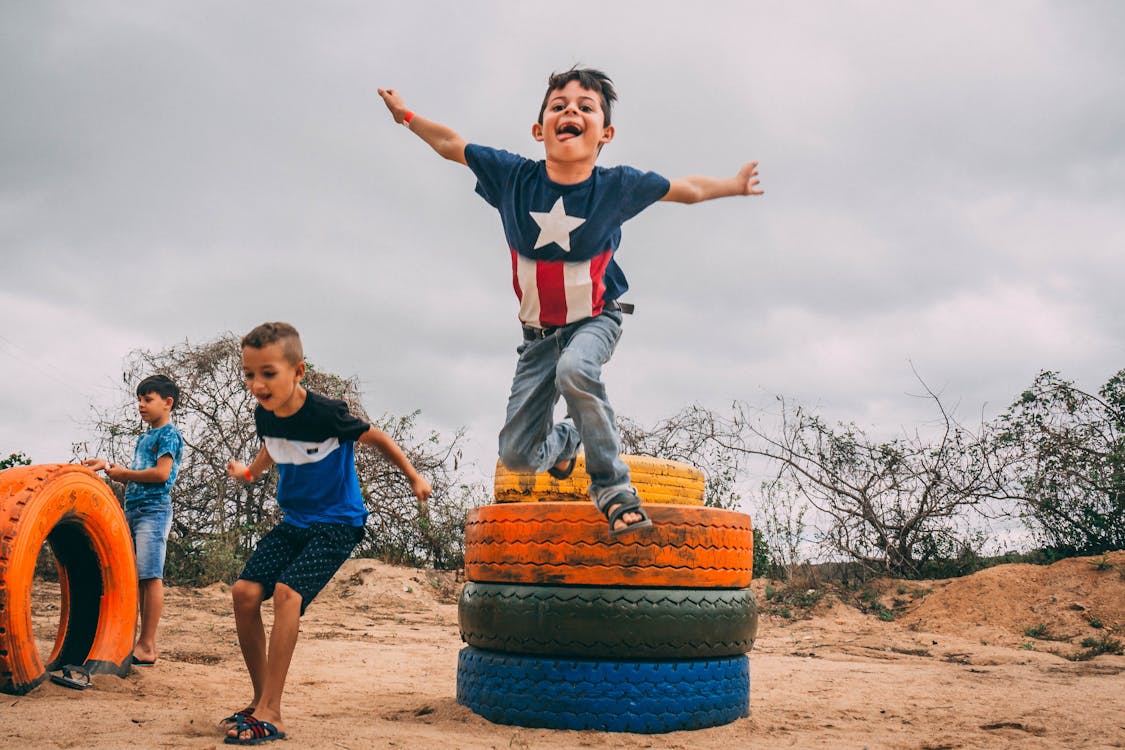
[464,502,753,588]
[493,455,706,505]
[0,464,137,695]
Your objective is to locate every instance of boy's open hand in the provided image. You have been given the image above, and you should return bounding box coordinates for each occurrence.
[83,458,123,481]
[377,88,409,124]
[737,162,764,196]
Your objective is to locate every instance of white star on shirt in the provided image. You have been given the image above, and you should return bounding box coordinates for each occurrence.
[529,197,586,253]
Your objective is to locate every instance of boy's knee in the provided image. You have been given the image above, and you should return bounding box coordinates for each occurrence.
[231,579,263,609]
[555,354,595,397]
[273,583,303,610]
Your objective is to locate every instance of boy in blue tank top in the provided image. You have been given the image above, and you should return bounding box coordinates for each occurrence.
[379,67,763,536]
[220,321,432,744]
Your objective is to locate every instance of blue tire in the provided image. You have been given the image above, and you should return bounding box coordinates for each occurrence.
[456,647,749,733]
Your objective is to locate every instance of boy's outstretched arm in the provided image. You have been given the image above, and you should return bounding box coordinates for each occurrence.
[661,161,763,204]
[359,427,434,503]
[378,87,467,166]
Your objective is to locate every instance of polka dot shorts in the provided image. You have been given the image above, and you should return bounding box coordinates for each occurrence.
[238,521,364,615]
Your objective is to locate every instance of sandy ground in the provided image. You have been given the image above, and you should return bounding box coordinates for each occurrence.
[5,552,1124,750]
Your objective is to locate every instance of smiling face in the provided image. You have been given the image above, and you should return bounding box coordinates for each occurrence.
[241,342,306,417]
[136,391,174,428]
[532,79,615,165]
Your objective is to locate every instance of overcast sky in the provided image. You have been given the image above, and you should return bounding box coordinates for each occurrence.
[3,1,1123,493]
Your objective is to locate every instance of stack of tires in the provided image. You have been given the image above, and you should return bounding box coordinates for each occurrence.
[456,455,758,734]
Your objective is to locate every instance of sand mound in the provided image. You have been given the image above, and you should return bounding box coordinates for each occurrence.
[899,551,1125,650]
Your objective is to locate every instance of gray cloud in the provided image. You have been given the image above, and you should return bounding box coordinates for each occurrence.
[3,1,1123,484]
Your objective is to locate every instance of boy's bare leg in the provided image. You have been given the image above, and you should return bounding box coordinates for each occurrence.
[225,580,267,729]
[133,578,163,663]
[228,582,301,741]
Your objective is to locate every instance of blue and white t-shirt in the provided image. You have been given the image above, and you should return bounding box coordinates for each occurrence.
[255,390,370,528]
[465,144,670,329]
[124,422,184,512]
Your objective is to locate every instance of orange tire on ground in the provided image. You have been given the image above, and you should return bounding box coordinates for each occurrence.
[464,502,753,588]
[493,455,706,505]
[0,464,137,695]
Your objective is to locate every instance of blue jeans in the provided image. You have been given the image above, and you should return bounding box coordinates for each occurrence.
[126,504,173,581]
[498,311,631,508]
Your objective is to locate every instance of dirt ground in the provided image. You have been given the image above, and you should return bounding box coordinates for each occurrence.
[5,551,1124,750]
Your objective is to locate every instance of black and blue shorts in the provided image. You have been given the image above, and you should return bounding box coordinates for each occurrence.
[238,521,364,615]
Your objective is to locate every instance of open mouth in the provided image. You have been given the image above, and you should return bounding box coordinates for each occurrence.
[556,123,583,141]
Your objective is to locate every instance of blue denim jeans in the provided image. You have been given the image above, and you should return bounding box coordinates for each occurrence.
[498,311,631,507]
[125,504,173,581]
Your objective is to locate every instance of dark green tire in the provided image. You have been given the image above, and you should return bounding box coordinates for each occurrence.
[459,582,758,659]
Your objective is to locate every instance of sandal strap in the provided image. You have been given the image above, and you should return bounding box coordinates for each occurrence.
[547,456,577,480]
[234,717,282,741]
[605,491,644,525]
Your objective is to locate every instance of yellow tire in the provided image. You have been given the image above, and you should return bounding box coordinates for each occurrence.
[493,454,705,505]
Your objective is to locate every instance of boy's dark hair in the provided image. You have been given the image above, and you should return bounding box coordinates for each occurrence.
[537,67,617,127]
[136,374,180,410]
[241,321,304,366]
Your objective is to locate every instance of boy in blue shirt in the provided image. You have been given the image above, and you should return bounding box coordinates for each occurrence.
[378,67,762,536]
[221,321,432,745]
[84,373,184,666]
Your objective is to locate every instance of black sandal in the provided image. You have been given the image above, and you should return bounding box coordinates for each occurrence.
[547,455,577,480]
[603,491,653,537]
[49,664,92,691]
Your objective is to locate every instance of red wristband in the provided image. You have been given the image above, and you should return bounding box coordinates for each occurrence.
[244,468,253,481]
[403,110,415,126]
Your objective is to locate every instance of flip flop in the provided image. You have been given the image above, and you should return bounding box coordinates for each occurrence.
[131,657,156,667]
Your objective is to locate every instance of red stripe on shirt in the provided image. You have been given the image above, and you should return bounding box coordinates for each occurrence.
[537,260,567,327]
[510,249,523,303]
[588,249,612,317]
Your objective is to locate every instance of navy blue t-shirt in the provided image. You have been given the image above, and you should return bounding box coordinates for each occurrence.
[255,390,370,527]
[465,144,669,328]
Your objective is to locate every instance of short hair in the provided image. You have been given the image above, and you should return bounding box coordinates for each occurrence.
[537,67,618,127]
[136,374,180,410]
[241,322,304,365]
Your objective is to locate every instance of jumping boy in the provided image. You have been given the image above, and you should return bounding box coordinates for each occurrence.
[221,321,432,745]
[84,374,184,666]
[378,67,762,536]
